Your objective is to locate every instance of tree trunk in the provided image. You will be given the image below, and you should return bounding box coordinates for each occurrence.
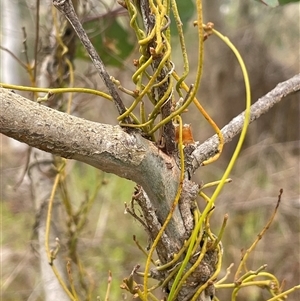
[1,73,299,299]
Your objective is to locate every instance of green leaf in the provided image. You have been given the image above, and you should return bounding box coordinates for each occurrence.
[76,17,134,67]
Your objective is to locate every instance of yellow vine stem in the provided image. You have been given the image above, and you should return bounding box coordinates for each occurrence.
[190,216,205,257]
[171,70,224,165]
[148,80,173,120]
[215,263,235,285]
[155,209,201,294]
[267,285,300,301]
[234,189,282,282]
[177,42,249,296]
[245,273,279,286]
[119,118,155,130]
[211,213,228,250]
[51,264,77,301]
[1,83,142,123]
[232,266,269,300]
[133,283,148,301]
[167,208,203,300]
[218,276,299,301]
[44,160,76,300]
[159,265,182,291]
[121,0,173,131]
[167,179,226,298]
[151,0,165,48]
[236,266,270,285]
[53,7,75,114]
[171,0,189,97]
[126,0,146,41]
[140,101,147,127]
[118,39,172,122]
[0,83,112,100]
[2,82,141,121]
[154,213,200,291]
[132,55,153,84]
[156,240,189,271]
[156,210,199,272]
[45,165,62,264]
[171,235,209,300]
[167,2,206,298]
[143,115,185,299]
[149,0,205,136]
[52,6,68,57]
[200,178,232,190]
[231,281,285,301]
[164,0,171,44]
[197,28,251,220]
[216,268,281,290]
[193,101,224,165]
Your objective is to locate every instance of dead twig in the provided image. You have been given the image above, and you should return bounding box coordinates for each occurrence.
[191,73,300,170]
[52,0,130,123]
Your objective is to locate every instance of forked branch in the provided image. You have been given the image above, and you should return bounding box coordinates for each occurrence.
[1,74,299,174]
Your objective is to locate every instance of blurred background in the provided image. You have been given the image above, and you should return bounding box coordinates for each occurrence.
[1,0,299,300]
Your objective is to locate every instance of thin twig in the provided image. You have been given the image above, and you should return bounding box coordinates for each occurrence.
[21,27,31,67]
[191,73,300,170]
[0,46,28,70]
[52,0,130,123]
[234,189,283,281]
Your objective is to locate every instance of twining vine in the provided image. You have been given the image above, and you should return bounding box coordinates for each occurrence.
[1,0,299,300]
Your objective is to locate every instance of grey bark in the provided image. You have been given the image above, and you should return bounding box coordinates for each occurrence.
[1,72,299,299]
[2,74,299,202]
[191,73,300,171]
[0,88,186,252]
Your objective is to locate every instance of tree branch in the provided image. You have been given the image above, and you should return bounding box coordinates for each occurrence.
[52,0,130,123]
[0,88,186,247]
[191,73,300,171]
[0,74,299,259]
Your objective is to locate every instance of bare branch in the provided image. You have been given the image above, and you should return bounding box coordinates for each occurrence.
[191,73,300,171]
[52,0,130,123]
[0,88,185,247]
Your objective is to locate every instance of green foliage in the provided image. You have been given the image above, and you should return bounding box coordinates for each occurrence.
[75,1,196,67]
[76,18,134,67]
